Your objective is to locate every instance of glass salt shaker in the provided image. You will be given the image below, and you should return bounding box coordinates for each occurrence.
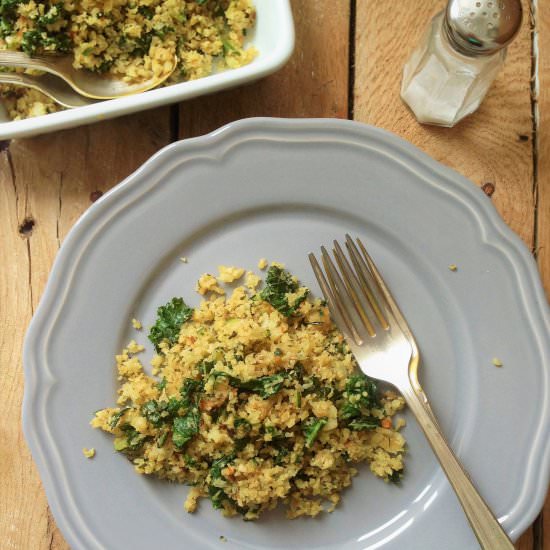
[401,0,522,127]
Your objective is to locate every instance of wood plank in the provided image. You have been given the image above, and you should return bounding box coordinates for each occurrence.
[515,526,534,550]
[179,0,351,138]
[354,0,535,248]
[533,492,550,550]
[0,108,171,550]
[536,1,550,548]
[537,0,550,301]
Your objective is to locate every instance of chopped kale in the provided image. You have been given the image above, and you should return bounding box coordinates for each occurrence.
[238,373,285,398]
[348,417,380,431]
[0,0,23,18]
[388,470,403,484]
[222,372,285,399]
[180,378,203,404]
[0,18,12,38]
[183,453,197,467]
[208,454,235,509]
[170,378,203,449]
[303,417,327,448]
[234,436,250,452]
[263,425,284,441]
[274,446,290,465]
[156,430,168,448]
[166,396,185,416]
[338,374,382,433]
[141,400,166,427]
[288,361,304,382]
[233,417,252,436]
[148,297,193,352]
[109,406,130,429]
[197,359,215,376]
[221,37,239,56]
[137,5,154,18]
[339,374,379,420]
[210,402,227,423]
[37,3,65,25]
[131,33,152,57]
[302,375,334,399]
[172,408,200,449]
[208,484,229,510]
[96,59,114,73]
[117,424,147,451]
[156,377,167,391]
[259,266,308,317]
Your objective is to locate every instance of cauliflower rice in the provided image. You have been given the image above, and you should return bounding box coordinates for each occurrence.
[0,0,256,120]
[91,263,407,520]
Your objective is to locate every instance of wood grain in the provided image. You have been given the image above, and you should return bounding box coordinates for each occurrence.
[354,0,535,248]
[179,0,350,138]
[0,109,171,550]
[537,0,550,300]
[536,1,550,548]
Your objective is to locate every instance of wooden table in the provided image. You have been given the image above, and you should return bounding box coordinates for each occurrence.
[1,1,548,548]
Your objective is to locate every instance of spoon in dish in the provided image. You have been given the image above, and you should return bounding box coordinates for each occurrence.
[0,50,177,100]
[0,71,97,108]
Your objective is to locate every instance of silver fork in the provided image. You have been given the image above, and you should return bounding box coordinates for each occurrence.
[309,235,514,550]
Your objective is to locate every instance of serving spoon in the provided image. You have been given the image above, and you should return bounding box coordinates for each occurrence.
[0,71,97,108]
[0,50,177,100]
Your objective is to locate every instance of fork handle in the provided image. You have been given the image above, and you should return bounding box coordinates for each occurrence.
[401,387,514,550]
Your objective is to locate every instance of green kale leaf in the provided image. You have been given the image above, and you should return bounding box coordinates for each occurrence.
[141,400,168,427]
[259,266,309,317]
[339,374,379,420]
[208,454,235,509]
[148,297,193,352]
[303,417,327,448]
[109,406,130,429]
[172,407,200,449]
[348,416,381,431]
[220,372,285,399]
[118,424,148,451]
[388,469,403,484]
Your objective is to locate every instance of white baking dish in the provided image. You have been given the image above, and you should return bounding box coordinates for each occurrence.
[0,0,294,139]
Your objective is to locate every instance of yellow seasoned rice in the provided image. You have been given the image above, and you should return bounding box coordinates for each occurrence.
[91,264,407,520]
[0,0,256,120]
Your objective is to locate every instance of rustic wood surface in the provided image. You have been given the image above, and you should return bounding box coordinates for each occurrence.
[0,0,547,548]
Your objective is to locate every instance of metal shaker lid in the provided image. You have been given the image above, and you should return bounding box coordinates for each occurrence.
[444,0,522,56]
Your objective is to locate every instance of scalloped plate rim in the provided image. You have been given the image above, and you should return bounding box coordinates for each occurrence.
[22,117,550,549]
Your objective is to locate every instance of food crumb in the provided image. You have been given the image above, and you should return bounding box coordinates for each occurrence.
[257,258,268,270]
[180,257,188,263]
[245,271,261,290]
[218,265,245,283]
[196,273,225,295]
[395,417,407,430]
[131,318,142,330]
[184,487,201,512]
[219,535,227,543]
[448,264,458,272]
[82,447,95,458]
[492,357,503,367]
[127,339,145,354]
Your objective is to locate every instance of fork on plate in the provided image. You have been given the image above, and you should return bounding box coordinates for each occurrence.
[309,235,514,550]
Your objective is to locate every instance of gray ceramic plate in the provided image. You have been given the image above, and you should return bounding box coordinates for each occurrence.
[23,118,550,550]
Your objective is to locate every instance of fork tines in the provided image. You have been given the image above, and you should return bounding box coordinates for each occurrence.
[308,235,395,345]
